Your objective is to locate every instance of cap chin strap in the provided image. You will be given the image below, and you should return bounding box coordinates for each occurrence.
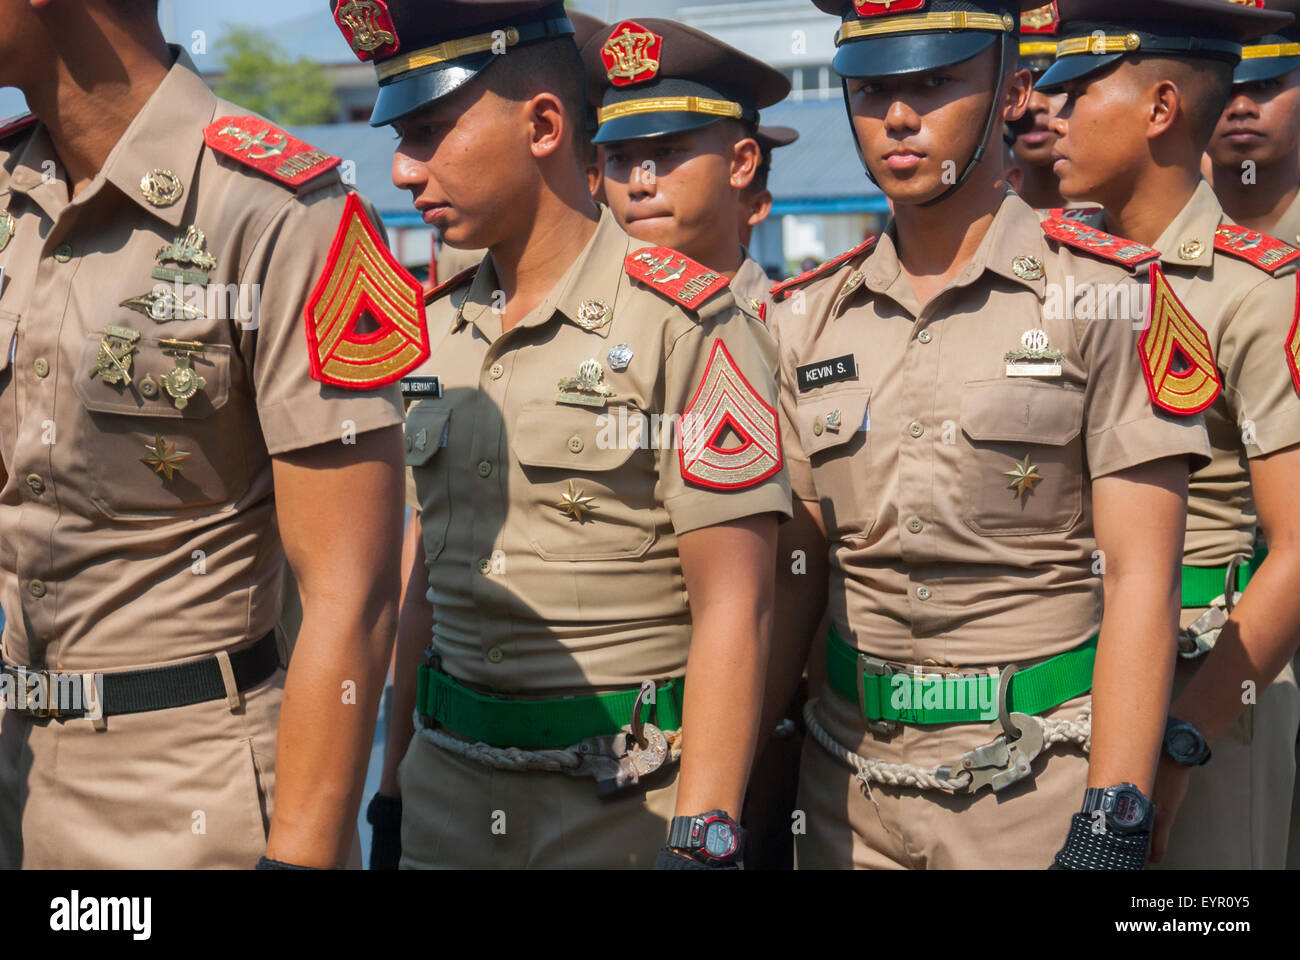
[843,32,1011,207]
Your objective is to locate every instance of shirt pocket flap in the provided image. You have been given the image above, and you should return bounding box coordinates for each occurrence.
[795,388,870,457]
[512,404,638,471]
[73,332,232,419]
[405,404,450,467]
[961,379,1084,446]
[0,313,16,374]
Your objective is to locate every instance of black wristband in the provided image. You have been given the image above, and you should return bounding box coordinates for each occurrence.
[654,847,739,870]
[255,856,321,870]
[1050,812,1150,870]
[366,793,403,830]
[366,793,404,871]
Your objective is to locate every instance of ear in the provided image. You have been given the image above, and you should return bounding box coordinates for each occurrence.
[1147,79,1180,140]
[746,189,773,229]
[526,91,568,159]
[1003,67,1033,125]
[730,136,761,191]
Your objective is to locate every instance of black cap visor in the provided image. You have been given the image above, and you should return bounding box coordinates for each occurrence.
[1035,51,1124,93]
[1235,54,1300,85]
[832,30,996,80]
[593,110,725,145]
[370,55,495,126]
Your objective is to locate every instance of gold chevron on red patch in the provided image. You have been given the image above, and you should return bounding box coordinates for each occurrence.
[305,192,430,389]
[1041,216,1160,267]
[1287,277,1300,395]
[771,236,877,301]
[853,0,926,16]
[679,340,782,490]
[626,247,729,310]
[205,116,341,188]
[1213,224,1300,274]
[1139,263,1221,415]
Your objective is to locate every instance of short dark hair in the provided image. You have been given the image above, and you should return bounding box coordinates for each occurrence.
[483,38,588,159]
[1132,55,1235,150]
[108,0,160,19]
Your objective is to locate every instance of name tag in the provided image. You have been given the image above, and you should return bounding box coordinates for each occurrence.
[796,354,857,392]
[401,375,442,399]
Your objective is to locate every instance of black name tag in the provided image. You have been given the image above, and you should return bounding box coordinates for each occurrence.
[796,354,857,392]
[401,376,442,399]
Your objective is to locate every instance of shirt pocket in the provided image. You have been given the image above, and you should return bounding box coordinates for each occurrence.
[406,402,451,561]
[511,402,656,561]
[794,387,874,541]
[72,333,247,520]
[959,378,1085,537]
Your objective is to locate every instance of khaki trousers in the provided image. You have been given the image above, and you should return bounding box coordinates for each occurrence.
[397,728,678,868]
[0,669,282,869]
[795,682,1090,869]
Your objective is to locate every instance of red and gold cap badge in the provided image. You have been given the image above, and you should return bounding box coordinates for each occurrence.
[1021,3,1060,33]
[601,21,663,86]
[334,0,401,62]
[853,0,927,16]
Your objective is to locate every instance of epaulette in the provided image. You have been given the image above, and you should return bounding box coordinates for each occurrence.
[770,236,876,301]
[425,264,479,303]
[625,246,729,311]
[1041,216,1160,268]
[1213,225,1300,275]
[204,116,341,189]
[0,113,37,143]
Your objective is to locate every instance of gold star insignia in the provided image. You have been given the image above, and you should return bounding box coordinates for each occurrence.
[140,434,190,481]
[1004,454,1044,497]
[555,479,597,522]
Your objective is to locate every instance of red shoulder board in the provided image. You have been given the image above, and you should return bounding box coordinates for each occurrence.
[1213,225,1300,274]
[424,264,479,303]
[770,236,877,301]
[1041,216,1160,267]
[625,247,729,311]
[204,116,341,188]
[679,340,782,490]
[305,192,430,389]
[1287,277,1300,395]
[0,113,37,142]
[1139,263,1222,415]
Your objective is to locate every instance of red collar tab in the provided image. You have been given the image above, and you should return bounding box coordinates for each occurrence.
[602,21,664,86]
[204,117,341,189]
[334,0,401,62]
[0,113,37,142]
[625,247,729,311]
[1020,3,1059,34]
[1139,263,1222,416]
[1213,224,1300,274]
[305,192,430,389]
[770,236,877,301]
[853,0,926,16]
[1041,216,1160,267]
[425,264,479,303]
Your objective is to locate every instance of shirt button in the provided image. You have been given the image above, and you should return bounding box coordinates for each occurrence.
[477,460,492,478]
[917,330,933,344]
[33,358,49,378]
[489,362,504,380]
[25,474,45,495]
[906,516,923,534]
[478,557,492,575]
[29,579,47,599]
[568,435,584,453]
[53,243,72,263]
[915,585,932,602]
[486,647,504,664]
[908,421,925,438]
[405,435,414,452]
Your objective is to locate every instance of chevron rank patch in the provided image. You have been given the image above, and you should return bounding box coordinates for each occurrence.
[771,236,877,301]
[304,192,430,389]
[626,247,729,310]
[1139,263,1221,415]
[1288,277,1300,395]
[0,112,37,142]
[1041,217,1161,267]
[1213,225,1300,274]
[679,340,782,490]
[204,116,341,188]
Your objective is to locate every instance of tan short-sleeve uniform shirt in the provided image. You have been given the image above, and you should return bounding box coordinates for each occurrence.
[732,250,773,324]
[407,208,790,694]
[770,192,1210,667]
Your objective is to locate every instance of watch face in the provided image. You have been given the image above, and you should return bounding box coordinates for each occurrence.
[1169,729,1197,760]
[703,820,736,858]
[1110,789,1146,828]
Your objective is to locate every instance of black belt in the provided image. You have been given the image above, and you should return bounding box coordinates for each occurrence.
[3,630,281,719]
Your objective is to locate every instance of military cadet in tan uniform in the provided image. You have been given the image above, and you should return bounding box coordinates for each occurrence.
[1039,0,1300,870]
[1007,3,1068,210]
[766,0,1211,870]
[0,0,421,869]
[343,0,790,869]
[739,125,798,252]
[589,20,789,325]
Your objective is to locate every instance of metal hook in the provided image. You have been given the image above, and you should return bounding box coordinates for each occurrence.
[997,663,1021,741]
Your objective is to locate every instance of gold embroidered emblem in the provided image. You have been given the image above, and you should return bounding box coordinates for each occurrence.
[120,288,204,323]
[1004,454,1044,497]
[139,169,184,207]
[336,0,397,53]
[575,299,612,331]
[556,359,614,408]
[555,479,598,522]
[158,339,207,410]
[1011,255,1044,281]
[89,326,141,386]
[140,434,190,480]
[216,124,287,160]
[1005,328,1064,378]
[602,26,661,83]
[153,226,217,285]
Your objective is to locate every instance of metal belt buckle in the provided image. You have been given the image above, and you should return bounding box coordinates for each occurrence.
[857,654,900,736]
[1178,603,1229,659]
[937,664,1043,794]
[14,669,60,719]
[590,680,670,798]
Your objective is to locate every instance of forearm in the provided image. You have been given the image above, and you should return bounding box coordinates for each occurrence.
[379,535,434,797]
[675,609,770,818]
[1171,546,1300,744]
